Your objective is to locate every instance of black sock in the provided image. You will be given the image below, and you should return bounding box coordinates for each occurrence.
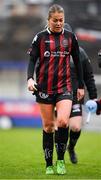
[69,130,81,150]
[55,127,69,160]
[43,130,54,167]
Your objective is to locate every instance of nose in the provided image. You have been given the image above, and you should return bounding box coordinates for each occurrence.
[57,21,61,25]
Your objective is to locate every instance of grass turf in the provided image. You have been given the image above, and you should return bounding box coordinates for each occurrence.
[0,128,101,179]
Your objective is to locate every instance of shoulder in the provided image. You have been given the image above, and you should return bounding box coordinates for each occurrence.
[64,28,73,35]
[37,29,48,36]
[64,29,75,40]
[79,47,88,60]
[31,29,48,44]
[64,29,78,42]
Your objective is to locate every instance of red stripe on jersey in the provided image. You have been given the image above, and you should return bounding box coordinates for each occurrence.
[57,34,65,93]
[66,36,72,92]
[38,38,45,84]
[66,55,72,92]
[47,35,55,92]
[68,34,72,52]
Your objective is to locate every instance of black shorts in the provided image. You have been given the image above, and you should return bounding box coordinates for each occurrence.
[70,91,82,117]
[70,103,82,117]
[34,91,73,105]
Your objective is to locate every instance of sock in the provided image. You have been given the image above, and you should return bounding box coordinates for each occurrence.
[55,127,69,160]
[43,130,54,167]
[69,130,81,150]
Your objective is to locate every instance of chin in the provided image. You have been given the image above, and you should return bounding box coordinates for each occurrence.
[55,29,62,33]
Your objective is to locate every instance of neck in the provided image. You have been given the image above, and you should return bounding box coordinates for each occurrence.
[48,27,63,34]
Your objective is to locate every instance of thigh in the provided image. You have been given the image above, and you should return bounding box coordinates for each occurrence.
[56,99,72,119]
[38,103,54,126]
[56,99,72,127]
[69,116,82,131]
[56,92,73,120]
[56,100,72,128]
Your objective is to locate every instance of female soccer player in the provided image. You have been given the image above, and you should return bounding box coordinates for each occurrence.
[27,4,84,175]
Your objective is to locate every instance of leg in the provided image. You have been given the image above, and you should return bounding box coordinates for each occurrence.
[56,99,72,128]
[55,99,72,174]
[38,103,54,174]
[68,104,82,164]
[56,99,72,159]
[39,103,54,133]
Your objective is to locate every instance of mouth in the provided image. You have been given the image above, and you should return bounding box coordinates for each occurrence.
[55,27,62,31]
[56,27,61,29]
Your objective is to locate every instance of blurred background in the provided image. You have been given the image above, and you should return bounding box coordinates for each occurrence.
[0,0,101,130]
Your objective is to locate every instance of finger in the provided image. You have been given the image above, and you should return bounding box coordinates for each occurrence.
[33,85,37,91]
[28,86,34,91]
[78,96,83,101]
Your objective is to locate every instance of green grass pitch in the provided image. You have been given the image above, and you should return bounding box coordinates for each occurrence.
[0,128,101,179]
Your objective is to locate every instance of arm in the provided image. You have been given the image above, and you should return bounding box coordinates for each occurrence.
[81,48,97,99]
[71,34,84,89]
[71,34,84,100]
[27,34,40,91]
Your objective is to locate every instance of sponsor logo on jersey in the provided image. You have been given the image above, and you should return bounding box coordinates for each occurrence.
[44,51,69,57]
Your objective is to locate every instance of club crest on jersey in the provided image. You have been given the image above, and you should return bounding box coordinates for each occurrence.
[39,92,49,99]
[61,39,68,47]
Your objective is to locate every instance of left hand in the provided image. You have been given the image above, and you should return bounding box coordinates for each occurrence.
[77,88,85,101]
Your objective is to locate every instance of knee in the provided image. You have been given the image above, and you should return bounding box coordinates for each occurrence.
[71,125,81,132]
[57,116,69,128]
[43,121,54,133]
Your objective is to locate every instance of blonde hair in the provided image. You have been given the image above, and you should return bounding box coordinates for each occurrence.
[48,4,64,20]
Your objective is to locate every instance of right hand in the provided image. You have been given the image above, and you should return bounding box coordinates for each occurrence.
[96,99,101,115]
[77,88,85,101]
[27,78,37,92]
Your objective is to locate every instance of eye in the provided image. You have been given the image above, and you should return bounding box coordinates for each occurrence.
[53,19,58,23]
[59,19,63,22]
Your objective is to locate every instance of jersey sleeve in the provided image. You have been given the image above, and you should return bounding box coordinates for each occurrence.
[71,34,84,89]
[81,49,97,99]
[27,34,40,80]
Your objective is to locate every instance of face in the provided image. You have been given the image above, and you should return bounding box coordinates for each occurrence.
[48,12,64,33]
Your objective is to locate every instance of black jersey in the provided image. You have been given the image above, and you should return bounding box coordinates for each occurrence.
[27,28,84,94]
[70,47,97,102]
[98,49,101,68]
